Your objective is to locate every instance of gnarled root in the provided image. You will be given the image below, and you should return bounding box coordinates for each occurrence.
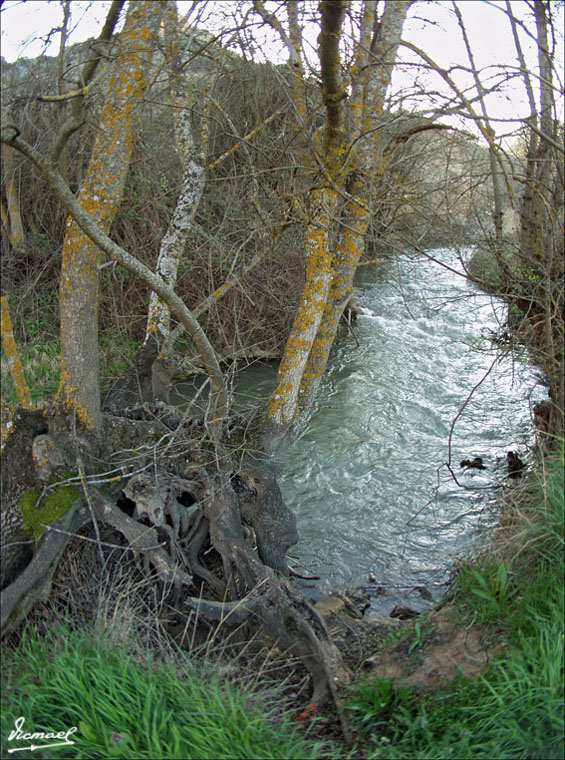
[94,493,194,589]
[1,502,89,637]
[119,469,352,715]
[196,476,352,722]
[1,404,352,735]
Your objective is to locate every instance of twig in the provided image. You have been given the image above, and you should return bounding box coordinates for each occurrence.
[446,353,500,480]
[42,524,166,552]
[77,454,105,566]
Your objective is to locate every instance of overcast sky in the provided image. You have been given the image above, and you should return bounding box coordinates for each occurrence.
[1,0,563,140]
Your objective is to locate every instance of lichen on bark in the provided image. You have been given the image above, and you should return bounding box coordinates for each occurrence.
[56,1,165,431]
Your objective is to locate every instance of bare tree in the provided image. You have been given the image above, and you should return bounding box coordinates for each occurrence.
[505,0,564,438]
[254,0,414,461]
[5,0,559,719]
[452,1,509,245]
[2,1,405,713]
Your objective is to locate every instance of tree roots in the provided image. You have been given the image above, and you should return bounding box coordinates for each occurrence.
[1,403,352,726]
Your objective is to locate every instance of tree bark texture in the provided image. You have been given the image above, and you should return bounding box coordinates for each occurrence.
[1,297,31,409]
[145,2,207,347]
[56,1,165,431]
[1,133,25,251]
[265,0,411,455]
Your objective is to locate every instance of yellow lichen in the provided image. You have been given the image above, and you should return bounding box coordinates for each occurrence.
[1,297,32,408]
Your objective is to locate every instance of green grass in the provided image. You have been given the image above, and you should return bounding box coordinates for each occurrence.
[1,625,330,760]
[1,339,60,404]
[344,446,565,759]
[0,334,141,406]
[455,559,518,624]
[0,415,561,760]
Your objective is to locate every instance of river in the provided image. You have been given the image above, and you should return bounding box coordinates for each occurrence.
[175,248,547,611]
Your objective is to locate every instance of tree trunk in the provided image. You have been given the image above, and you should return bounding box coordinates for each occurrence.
[1,132,25,251]
[1,297,31,408]
[516,1,564,438]
[56,1,164,431]
[452,2,508,245]
[144,2,207,349]
[264,0,411,458]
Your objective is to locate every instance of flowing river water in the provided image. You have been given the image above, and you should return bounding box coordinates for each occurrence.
[175,248,547,612]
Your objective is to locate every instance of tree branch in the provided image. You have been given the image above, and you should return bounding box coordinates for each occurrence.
[1,128,228,434]
[50,0,125,165]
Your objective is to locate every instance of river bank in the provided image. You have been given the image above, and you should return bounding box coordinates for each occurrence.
[192,248,547,607]
[2,246,563,757]
[1,444,562,758]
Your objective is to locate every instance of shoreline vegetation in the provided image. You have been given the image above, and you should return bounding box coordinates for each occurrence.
[1,443,563,759]
[2,240,563,756]
[1,171,563,755]
[1,221,563,759]
[1,4,563,754]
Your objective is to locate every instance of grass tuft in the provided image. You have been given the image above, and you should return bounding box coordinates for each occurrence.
[344,445,565,759]
[1,624,331,760]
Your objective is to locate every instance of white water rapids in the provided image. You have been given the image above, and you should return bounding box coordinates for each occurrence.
[237,249,547,609]
[174,248,547,611]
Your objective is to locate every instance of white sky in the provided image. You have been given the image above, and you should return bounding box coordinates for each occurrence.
[1,0,563,140]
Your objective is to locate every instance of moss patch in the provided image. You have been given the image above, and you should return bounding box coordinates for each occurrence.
[19,470,79,539]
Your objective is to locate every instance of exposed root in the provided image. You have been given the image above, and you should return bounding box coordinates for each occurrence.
[94,493,194,590]
[1,403,353,736]
[1,502,89,636]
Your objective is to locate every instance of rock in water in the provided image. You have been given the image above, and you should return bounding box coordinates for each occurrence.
[459,456,486,470]
[507,451,525,478]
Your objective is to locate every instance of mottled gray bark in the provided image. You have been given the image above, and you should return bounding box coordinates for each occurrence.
[56,1,165,431]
